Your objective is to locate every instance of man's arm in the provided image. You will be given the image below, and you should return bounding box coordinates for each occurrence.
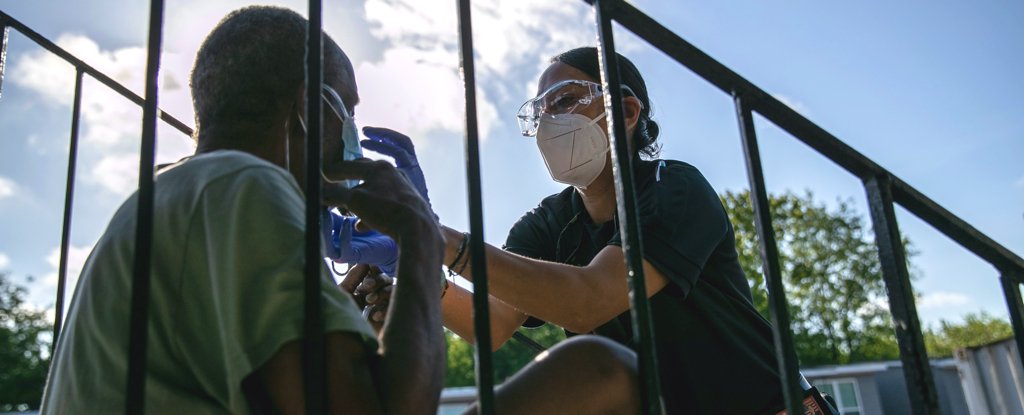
[252,333,385,414]
[254,159,446,414]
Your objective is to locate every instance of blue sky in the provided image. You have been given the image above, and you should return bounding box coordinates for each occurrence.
[0,0,1021,330]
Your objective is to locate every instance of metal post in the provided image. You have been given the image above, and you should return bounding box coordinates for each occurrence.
[304,1,327,412]
[455,0,495,412]
[126,0,164,412]
[0,12,192,135]
[1000,274,1024,375]
[733,95,805,414]
[864,175,940,414]
[52,68,84,351]
[0,21,8,98]
[592,1,663,413]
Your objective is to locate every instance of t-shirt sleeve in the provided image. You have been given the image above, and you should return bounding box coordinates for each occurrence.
[608,162,730,296]
[179,166,377,386]
[503,208,556,261]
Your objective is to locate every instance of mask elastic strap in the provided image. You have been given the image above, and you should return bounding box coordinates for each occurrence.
[589,111,609,126]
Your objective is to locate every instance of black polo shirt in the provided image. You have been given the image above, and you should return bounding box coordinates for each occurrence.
[504,159,784,414]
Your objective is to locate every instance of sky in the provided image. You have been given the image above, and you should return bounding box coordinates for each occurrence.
[0,0,1021,332]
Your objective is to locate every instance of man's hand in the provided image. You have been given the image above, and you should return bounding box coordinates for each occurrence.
[339,264,393,333]
[322,158,438,245]
[339,264,395,334]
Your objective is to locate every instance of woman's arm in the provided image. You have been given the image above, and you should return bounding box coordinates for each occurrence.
[441,226,670,334]
[441,283,529,351]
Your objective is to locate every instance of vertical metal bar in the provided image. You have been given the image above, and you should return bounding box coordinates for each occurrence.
[0,21,8,98]
[1001,274,1024,376]
[592,1,662,413]
[126,0,164,412]
[864,175,940,415]
[52,68,84,352]
[455,1,495,413]
[304,1,326,413]
[733,95,804,415]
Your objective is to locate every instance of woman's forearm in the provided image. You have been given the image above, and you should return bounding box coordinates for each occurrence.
[441,283,528,352]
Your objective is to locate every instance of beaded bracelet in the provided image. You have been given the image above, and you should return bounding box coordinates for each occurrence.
[448,232,469,273]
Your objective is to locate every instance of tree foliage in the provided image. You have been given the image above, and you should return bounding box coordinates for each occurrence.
[722,190,902,366]
[0,273,51,411]
[925,311,1013,357]
[445,324,566,387]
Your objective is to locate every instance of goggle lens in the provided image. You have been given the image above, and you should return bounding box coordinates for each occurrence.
[517,80,601,136]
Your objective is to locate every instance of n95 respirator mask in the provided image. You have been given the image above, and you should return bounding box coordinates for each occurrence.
[535,112,609,188]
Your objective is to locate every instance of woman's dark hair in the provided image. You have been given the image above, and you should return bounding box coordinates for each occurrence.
[551,47,661,159]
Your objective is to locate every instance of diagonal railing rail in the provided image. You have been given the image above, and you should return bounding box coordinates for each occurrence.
[0,9,194,354]
[578,1,1024,414]
[2,1,1022,414]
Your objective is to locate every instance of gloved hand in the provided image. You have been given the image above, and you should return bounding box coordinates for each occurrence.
[361,127,432,211]
[323,211,398,276]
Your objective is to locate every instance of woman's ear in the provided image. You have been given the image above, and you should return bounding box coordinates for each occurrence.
[622,95,643,132]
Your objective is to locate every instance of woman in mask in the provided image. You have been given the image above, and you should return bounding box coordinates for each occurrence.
[356,47,790,414]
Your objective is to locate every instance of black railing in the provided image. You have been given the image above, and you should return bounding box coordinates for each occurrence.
[302,1,328,412]
[592,2,663,412]
[0,5,198,348]
[2,1,1023,414]
[455,1,496,413]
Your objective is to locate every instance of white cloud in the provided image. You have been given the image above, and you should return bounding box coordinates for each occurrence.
[90,153,141,197]
[0,176,16,199]
[360,0,622,140]
[0,252,9,269]
[12,34,197,196]
[773,93,812,117]
[43,244,93,295]
[918,291,971,309]
[11,0,633,157]
[354,46,497,140]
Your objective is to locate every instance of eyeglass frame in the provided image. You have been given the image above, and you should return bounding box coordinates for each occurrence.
[516,79,640,137]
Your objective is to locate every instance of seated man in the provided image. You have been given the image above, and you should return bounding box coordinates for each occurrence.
[42,6,641,415]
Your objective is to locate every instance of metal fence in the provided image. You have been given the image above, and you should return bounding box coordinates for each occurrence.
[1,0,1023,414]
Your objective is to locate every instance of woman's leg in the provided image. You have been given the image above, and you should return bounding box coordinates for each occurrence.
[462,335,640,415]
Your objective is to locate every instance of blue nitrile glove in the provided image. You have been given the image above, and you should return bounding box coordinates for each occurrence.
[323,211,398,276]
[361,127,432,210]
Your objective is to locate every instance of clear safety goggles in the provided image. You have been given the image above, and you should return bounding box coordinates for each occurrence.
[516,79,637,137]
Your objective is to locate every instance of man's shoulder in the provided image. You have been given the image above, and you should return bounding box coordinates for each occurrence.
[160,150,299,196]
[163,150,289,181]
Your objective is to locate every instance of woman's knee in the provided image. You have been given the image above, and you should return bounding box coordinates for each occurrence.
[545,335,637,381]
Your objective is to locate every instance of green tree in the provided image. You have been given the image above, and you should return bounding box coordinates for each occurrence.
[722,190,904,366]
[445,324,566,387]
[924,311,1013,357]
[0,273,52,411]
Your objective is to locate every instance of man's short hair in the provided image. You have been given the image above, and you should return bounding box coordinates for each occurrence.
[189,6,348,136]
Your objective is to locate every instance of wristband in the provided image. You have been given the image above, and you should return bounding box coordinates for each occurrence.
[447,232,469,277]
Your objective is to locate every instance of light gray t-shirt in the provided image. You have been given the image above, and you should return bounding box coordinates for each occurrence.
[41,150,376,414]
